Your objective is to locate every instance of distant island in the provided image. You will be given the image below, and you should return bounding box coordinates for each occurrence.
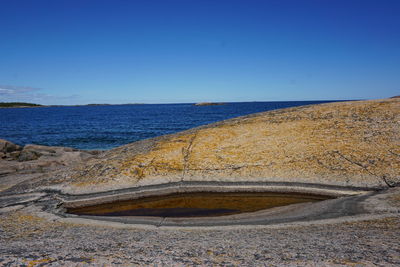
[194,102,225,106]
[0,102,147,108]
[0,102,43,108]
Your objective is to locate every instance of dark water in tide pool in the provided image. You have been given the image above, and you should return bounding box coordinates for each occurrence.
[67,192,330,217]
[0,101,338,150]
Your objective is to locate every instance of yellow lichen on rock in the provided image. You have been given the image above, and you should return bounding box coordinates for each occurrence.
[120,133,196,178]
[64,98,399,192]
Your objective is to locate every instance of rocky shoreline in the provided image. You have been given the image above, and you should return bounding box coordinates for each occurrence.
[1,98,399,266]
[0,139,100,193]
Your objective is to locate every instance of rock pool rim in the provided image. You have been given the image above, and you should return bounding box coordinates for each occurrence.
[60,181,372,207]
[58,181,372,225]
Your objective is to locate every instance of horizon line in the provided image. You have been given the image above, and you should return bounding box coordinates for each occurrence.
[0,98,363,107]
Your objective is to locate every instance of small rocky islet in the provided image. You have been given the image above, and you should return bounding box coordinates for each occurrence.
[0,98,399,266]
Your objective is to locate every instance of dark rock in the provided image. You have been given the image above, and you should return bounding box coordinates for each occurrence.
[18,150,42,162]
[17,144,60,161]
[9,151,21,160]
[0,139,22,153]
[86,150,103,155]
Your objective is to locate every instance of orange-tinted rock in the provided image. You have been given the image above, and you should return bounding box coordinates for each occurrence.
[61,98,399,193]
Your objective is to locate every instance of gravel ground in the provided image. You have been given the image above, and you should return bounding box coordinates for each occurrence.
[1,209,399,266]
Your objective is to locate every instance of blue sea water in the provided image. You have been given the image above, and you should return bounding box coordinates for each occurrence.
[0,101,338,150]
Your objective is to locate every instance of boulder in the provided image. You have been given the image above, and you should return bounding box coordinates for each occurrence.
[17,144,80,162]
[15,144,99,172]
[0,139,22,154]
[18,149,42,161]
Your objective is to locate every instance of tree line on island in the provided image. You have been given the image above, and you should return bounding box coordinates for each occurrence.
[0,102,43,108]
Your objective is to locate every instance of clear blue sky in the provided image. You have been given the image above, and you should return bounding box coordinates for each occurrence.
[0,0,399,104]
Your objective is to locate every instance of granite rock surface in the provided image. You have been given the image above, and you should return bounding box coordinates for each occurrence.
[1,98,400,266]
[39,98,400,194]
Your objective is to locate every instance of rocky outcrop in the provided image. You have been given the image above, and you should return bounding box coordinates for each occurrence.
[0,141,100,192]
[17,144,98,162]
[1,98,399,195]
[1,140,99,163]
[37,97,397,194]
[0,139,22,159]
